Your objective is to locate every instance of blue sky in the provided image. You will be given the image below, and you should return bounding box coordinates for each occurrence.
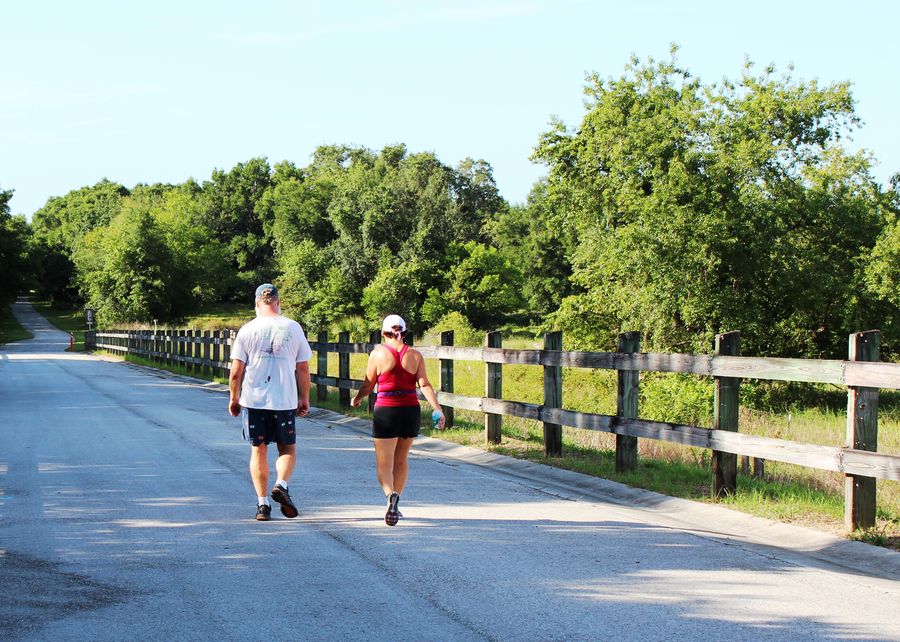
[2,1,898,218]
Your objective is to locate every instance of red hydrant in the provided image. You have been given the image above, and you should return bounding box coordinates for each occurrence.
[69,333,75,351]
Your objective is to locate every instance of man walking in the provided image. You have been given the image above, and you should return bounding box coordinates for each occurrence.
[228,284,312,521]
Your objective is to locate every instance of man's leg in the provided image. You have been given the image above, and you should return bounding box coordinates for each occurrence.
[275,443,296,484]
[374,437,399,496]
[249,443,269,497]
[270,441,299,518]
[392,437,414,496]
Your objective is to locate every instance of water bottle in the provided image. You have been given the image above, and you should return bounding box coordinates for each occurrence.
[432,409,443,429]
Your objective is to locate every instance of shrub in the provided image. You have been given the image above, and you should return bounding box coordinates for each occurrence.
[421,311,482,347]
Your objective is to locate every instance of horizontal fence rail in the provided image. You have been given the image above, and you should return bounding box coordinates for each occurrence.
[86,328,899,530]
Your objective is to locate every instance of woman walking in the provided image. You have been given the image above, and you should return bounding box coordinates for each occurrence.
[351,314,445,525]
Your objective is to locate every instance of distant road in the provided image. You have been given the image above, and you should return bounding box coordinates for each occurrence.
[1,299,898,641]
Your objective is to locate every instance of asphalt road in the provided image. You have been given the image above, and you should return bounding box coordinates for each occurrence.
[1,299,899,641]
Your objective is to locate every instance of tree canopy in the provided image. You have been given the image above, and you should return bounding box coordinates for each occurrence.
[15,50,899,359]
[532,50,894,357]
[0,187,30,302]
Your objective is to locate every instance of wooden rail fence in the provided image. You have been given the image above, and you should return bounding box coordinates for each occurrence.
[86,328,900,531]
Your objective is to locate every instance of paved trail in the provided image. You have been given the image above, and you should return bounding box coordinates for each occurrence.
[1,299,898,641]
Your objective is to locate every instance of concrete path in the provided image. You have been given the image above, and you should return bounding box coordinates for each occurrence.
[1,299,899,641]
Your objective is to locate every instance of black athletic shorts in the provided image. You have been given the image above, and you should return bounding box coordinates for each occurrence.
[245,408,296,446]
[372,405,421,440]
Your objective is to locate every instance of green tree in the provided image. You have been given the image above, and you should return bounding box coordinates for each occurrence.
[276,239,330,328]
[30,179,128,251]
[257,173,336,253]
[74,200,175,324]
[864,175,900,306]
[198,158,275,296]
[361,259,430,328]
[534,50,890,357]
[426,242,524,330]
[30,179,129,302]
[294,144,509,329]
[0,187,31,301]
[152,187,235,308]
[483,180,577,318]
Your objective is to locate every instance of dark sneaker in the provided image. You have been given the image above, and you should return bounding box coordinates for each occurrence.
[256,504,271,521]
[385,492,400,526]
[271,484,299,518]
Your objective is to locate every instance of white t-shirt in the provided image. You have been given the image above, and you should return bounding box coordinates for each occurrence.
[231,315,313,410]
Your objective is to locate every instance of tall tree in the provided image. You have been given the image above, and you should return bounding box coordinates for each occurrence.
[534,50,891,357]
[30,179,129,302]
[74,200,175,324]
[483,180,577,318]
[198,158,275,297]
[0,187,31,301]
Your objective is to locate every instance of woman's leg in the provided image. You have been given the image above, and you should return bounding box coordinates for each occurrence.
[373,437,399,496]
[392,437,414,495]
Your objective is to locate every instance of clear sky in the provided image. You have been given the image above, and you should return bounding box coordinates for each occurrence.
[3,1,898,219]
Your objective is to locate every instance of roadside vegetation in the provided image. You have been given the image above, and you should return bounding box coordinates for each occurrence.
[0,303,31,344]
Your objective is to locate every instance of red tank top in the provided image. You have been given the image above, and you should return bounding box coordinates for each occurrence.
[374,344,419,407]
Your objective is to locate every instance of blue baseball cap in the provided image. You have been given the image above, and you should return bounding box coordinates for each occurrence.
[255,283,279,300]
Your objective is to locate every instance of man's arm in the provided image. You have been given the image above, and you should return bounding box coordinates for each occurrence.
[228,359,246,417]
[295,361,310,417]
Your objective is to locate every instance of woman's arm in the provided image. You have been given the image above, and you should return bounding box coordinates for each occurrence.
[351,350,381,407]
[414,351,445,428]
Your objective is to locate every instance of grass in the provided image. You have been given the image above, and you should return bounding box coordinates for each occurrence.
[66,305,900,549]
[182,303,253,331]
[416,410,899,549]
[0,302,32,345]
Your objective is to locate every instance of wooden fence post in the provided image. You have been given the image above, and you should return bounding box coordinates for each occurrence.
[485,330,502,444]
[439,330,455,429]
[543,331,563,456]
[368,330,380,413]
[616,331,641,472]
[845,330,879,531]
[317,331,328,403]
[339,331,350,408]
[212,330,221,378]
[223,330,234,373]
[193,329,201,373]
[202,330,211,377]
[713,331,741,498]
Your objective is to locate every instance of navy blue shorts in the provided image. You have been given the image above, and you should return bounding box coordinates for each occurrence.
[245,408,296,446]
[372,405,420,440]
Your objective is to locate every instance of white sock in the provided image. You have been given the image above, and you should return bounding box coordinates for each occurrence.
[258,496,270,506]
[275,479,288,490]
